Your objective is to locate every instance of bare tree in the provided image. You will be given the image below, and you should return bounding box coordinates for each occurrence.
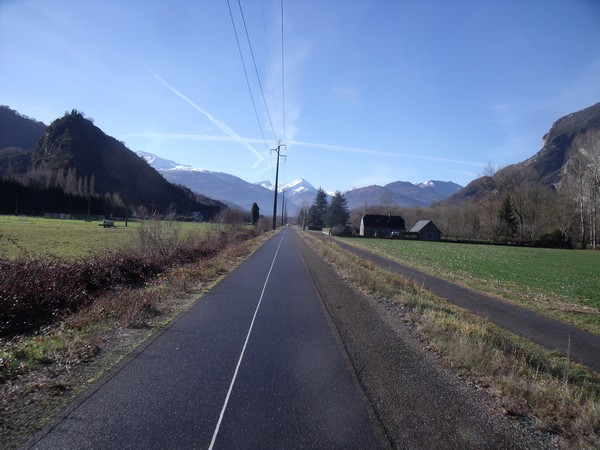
[562,131,600,248]
[480,162,498,236]
[378,189,396,216]
[496,165,530,241]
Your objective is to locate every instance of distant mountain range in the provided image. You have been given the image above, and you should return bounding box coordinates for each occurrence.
[7,101,597,221]
[138,151,463,216]
[0,105,464,217]
[343,180,462,211]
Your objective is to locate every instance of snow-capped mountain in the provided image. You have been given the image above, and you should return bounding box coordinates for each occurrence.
[279,179,319,209]
[137,151,191,171]
[255,178,320,209]
[256,180,273,190]
[139,152,306,216]
[139,151,461,215]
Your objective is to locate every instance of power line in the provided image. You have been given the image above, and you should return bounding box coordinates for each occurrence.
[226,0,270,152]
[281,0,286,144]
[260,0,273,89]
[237,0,278,142]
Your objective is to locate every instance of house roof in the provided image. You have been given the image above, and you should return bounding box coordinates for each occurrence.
[410,220,440,233]
[361,214,405,229]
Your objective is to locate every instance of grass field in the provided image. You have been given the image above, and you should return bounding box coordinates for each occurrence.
[344,237,600,333]
[0,215,211,259]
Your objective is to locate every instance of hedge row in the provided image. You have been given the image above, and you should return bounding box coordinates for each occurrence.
[0,253,166,337]
[0,224,265,337]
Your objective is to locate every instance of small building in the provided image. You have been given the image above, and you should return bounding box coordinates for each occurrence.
[360,214,405,237]
[409,220,442,241]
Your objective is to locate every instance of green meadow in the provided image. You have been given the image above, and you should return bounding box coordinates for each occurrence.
[0,215,210,260]
[345,237,600,333]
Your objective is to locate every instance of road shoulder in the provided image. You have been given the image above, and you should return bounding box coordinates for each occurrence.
[294,229,552,448]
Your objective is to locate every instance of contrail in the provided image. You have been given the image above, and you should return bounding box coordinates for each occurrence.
[150,69,264,166]
[289,140,486,167]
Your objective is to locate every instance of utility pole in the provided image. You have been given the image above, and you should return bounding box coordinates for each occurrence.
[272,142,286,230]
[281,189,285,226]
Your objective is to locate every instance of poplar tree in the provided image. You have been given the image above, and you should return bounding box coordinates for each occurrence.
[250,202,260,225]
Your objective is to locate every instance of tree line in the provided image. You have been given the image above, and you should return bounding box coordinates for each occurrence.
[298,188,350,234]
[296,130,598,249]
[0,176,126,217]
[346,132,597,249]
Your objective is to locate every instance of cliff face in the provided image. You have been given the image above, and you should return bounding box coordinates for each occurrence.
[522,102,600,187]
[444,102,600,205]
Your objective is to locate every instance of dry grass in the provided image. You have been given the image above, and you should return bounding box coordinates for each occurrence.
[0,225,273,449]
[302,231,600,448]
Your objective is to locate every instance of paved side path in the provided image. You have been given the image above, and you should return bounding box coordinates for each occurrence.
[334,238,600,372]
[24,229,382,449]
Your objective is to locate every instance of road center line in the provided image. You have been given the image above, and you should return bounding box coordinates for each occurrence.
[208,229,287,449]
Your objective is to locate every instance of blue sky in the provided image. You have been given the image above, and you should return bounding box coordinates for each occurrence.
[1,0,599,192]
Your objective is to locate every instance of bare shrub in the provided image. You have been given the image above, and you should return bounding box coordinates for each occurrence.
[136,218,182,258]
[254,217,271,234]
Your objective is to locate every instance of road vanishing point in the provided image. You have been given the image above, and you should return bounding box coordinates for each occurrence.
[24,228,556,449]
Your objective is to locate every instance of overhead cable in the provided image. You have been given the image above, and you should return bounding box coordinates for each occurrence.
[226,0,271,152]
[237,0,278,143]
[281,0,286,144]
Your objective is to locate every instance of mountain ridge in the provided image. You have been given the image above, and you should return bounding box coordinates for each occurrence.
[0,109,225,217]
[0,105,463,216]
[139,151,463,215]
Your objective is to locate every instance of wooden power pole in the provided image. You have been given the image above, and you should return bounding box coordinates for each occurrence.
[272,142,285,230]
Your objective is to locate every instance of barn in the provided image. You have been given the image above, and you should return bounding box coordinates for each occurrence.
[360,214,405,237]
[409,220,442,241]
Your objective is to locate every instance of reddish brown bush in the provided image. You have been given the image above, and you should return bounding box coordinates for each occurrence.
[1,222,266,337]
[0,253,164,337]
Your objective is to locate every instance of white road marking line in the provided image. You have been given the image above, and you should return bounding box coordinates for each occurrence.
[208,229,287,449]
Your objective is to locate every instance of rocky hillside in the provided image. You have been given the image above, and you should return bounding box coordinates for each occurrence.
[445,102,600,204]
[0,108,224,217]
[35,111,225,215]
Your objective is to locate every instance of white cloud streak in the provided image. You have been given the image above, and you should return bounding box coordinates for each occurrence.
[149,69,264,167]
[127,130,485,168]
[289,140,486,167]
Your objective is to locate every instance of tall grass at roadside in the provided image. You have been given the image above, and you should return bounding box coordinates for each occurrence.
[344,237,600,334]
[305,232,600,447]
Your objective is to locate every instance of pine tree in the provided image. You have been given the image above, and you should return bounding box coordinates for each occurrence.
[326,191,349,227]
[307,188,328,227]
[497,195,518,238]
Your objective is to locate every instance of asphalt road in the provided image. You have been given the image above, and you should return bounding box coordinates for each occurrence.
[25,228,382,449]
[334,238,600,372]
